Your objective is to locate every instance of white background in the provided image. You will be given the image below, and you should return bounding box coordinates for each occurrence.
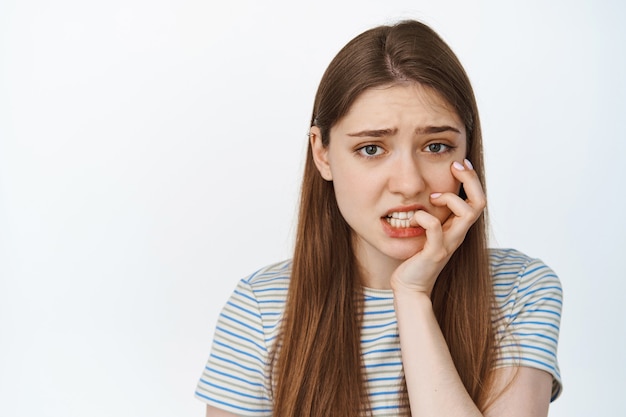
[1,0,624,416]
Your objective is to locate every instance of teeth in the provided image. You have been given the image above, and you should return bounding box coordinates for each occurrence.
[386,211,416,228]
[388,210,415,219]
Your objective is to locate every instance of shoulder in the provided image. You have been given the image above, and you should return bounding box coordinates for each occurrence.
[239,259,292,297]
[227,259,292,321]
[489,248,562,294]
[489,247,563,324]
[489,247,563,330]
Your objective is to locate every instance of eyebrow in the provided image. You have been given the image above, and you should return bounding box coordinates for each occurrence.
[415,125,461,135]
[346,125,461,137]
[346,128,397,138]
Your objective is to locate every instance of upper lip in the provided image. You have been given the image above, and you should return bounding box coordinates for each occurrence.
[383,204,427,218]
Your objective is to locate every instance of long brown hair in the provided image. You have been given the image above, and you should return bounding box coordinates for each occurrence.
[272,20,495,416]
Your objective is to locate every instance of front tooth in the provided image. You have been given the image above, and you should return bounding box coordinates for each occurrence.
[398,212,408,220]
[407,210,415,218]
[388,217,413,228]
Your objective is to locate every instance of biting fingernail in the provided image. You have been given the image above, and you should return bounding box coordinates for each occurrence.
[431,192,442,199]
[464,159,474,170]
[453,161,465,171]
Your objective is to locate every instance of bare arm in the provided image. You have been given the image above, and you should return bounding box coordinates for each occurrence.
[484,367,552,417]
[393,290,481,416]
[393,289,552,416]
[205,405,240,417]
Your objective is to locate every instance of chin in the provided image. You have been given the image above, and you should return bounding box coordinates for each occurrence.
[385,240,426,261]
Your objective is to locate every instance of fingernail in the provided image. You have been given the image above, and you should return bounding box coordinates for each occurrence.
[430,192,442,199]
[464,159,474,170]
[453,161,465,171]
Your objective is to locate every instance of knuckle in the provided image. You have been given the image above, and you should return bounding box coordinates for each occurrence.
[472,196,487,210]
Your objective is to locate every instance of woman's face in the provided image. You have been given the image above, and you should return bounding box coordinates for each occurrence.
[311,83,468,283]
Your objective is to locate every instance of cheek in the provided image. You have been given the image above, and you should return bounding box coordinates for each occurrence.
[424,167,460,194]
[331,165,385,221]
[332,168,376,208]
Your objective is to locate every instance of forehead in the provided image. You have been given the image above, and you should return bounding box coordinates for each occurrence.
[337,82,463,130]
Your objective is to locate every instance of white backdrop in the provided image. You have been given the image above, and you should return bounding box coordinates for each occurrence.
[1,1,624,416]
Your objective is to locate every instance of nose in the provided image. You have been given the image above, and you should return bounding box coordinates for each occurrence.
[387,153,426,198]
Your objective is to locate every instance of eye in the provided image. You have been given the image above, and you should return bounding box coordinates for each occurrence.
[357,144,384,157]
[424,143,452,154]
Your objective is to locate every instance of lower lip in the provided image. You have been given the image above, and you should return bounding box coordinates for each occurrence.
[380,218,425,238]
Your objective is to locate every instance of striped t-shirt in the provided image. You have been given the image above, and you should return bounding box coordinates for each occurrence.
[195,248,562,415]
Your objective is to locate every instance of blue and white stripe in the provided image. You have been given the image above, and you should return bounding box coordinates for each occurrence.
[195,249,562,415]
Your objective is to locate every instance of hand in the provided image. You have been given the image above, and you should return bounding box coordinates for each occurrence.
[390,159,486,296]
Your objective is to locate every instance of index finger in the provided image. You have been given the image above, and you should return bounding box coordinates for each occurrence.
[452,159,486,211]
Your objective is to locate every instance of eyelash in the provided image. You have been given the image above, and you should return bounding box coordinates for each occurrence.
[355,142,455,159]
[356,144,385,158]
[424,142,455,155]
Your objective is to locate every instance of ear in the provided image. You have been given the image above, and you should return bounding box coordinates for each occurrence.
[310,126,333,181]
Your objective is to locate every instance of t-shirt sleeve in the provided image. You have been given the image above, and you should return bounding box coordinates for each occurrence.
[493,254,563,401]
[195,278,273,416]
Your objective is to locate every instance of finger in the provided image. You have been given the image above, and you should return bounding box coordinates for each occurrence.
[430,192,484,239]
[430,192,477,223]
[409,210,447,261]
[450,159,487,211]
[429,194,476,250]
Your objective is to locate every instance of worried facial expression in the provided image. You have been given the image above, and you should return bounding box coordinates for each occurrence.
[311,83,467,280]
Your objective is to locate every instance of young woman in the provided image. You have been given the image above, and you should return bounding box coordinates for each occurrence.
[195,20,562,416]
